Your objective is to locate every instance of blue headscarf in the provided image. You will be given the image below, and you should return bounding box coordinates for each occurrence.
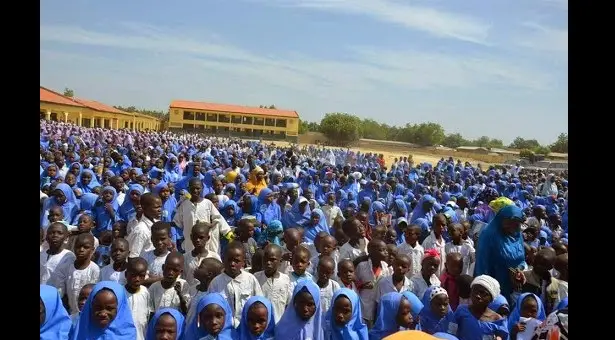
[304,209,330,244]
[145,308,185,340]
[258,187,282,227]
[77,169,101,193]
[237,296,275,340]
[418,287,455,335]
[401,291,424,321]
[410,194,437,224]
[40,284,72,340]
[184,293,234,340]
[276,279,324,340]
[265,220,283,246]
[70,281,136,340]
[325,288,368,340]
[72,193,99,224]
[42,183,80,227]
[507,293,546,333]
[369,292,404,340]
[488,294,509,314]
[283,196,312,229]
[474,204,526,298]
[119,184,144,222]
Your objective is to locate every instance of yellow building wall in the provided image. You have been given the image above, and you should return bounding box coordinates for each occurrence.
[168,107,299,136]
[40,102,161,131]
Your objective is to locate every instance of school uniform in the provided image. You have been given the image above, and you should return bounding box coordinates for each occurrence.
[356,259,390,321]
[397,242,424,277]
[254,270,292,324]
[148,278,191,312]
[207,270,263,327]
[126,285,154,340]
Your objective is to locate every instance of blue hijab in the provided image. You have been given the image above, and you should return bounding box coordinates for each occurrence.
[474,204,526,298]
[153,182,178,223]
[508,293,546,333]
[325,288,368,340]
[402,291,424,321]
[70,281,136,340]
[283,196,312,229]
[488,294,509,314]
[418,287,455,335]
[369,292,404,340]
[304,209,330,243]
[237,296,275,340]
[184,293,235,340]
[119,184,144,222]
[145,308,185,340]
[276,279,324,340]
[77,169,101,193]
[258,188,282,227]
[410,195,437,224]
[72,193,99,225]
[40,284,72,340]
[42,183,80,227]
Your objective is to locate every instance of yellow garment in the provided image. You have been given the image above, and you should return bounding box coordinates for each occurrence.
[244,167,268,196]
[384,330,438,340]
[225,170,238,183]
[489,197,515,213]
[223,230,236,242]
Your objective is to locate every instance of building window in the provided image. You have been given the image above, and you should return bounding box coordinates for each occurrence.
[82,118,91,127]
[275,119,287,128]
[231,115,242,124]
[253,117,264,126]
[196,112,205,121]
[125,122,129,128]
[183,123,194,130]
[183,111,195,120]
[265,118,275,126]
[243,116,253,125]
[196,124,205,130]
[219,114,230,123]
[207,113,218,122]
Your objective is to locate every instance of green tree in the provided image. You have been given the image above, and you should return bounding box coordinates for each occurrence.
[442,133,466,148]
[488,139,504,148]
[509,137,540,150]
[549,133,568,153]
[413,122,446,146]
[361,119,388,140]
[533,145,551,155]
[299,119,309,134]
[319,112,362,145]
[473,136,491,147]
[63,88,74,97]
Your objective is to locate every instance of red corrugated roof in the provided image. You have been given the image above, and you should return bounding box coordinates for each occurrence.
[40,86,86,108]
[72,98,131,115]
[169,100,299,118]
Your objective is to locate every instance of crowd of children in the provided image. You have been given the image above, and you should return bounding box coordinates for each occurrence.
[40,121,568,339]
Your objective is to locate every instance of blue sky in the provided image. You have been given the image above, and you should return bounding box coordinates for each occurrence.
[40,0,567,145]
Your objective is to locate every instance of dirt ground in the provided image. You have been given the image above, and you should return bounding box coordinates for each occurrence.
[268,141,489,167]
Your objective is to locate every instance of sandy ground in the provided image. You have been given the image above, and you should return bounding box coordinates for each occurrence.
[267,141,488,167]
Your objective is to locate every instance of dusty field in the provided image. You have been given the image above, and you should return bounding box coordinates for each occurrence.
[268,141,491,167]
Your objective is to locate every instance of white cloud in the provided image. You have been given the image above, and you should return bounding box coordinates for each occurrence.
[40,22,565,143]
[40,23,551,94]
[542,0,568,11]
[259,0,491,44]
[516,22,568,53]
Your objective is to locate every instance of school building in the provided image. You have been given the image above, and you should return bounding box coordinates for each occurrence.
[168,100,300,142]
[40,86,162,131]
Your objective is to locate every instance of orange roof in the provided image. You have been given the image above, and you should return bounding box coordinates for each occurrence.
[72,98,131,116]
[40,86,86,108]
[170,100,299,118]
